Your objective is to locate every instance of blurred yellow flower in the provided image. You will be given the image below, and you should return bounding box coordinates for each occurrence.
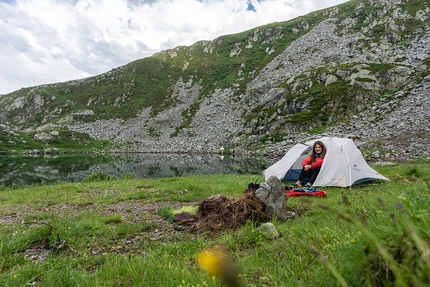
[198,249,223,278]
[197,248,240,287]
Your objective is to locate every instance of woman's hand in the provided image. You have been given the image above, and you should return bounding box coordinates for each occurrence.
[304,164,311,171]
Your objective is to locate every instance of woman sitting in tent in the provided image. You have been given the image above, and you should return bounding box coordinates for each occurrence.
[295,141,327,188]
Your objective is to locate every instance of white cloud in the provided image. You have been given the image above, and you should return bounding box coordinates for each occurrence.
[0,0,349,94]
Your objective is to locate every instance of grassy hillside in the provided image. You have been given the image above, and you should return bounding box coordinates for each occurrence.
[0,0,428,153]
[0,0,357,124]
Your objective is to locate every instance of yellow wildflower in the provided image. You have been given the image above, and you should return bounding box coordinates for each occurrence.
[197,248,240,287]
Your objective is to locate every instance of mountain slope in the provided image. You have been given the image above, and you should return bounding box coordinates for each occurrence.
[0,0,429,160]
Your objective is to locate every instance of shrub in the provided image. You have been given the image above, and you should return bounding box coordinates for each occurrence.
[82,171,115,182]
[404,165,421,178]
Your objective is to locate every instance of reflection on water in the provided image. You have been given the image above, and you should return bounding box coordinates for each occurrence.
[0,153,278,186]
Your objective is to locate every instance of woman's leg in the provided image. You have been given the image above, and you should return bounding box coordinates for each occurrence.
[308,167,321,185]
[296,168,309,186]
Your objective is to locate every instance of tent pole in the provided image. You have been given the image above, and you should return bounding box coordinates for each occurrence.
[341,144,353,187]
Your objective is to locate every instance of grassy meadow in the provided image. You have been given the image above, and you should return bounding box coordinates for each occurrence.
[0,161,429,286]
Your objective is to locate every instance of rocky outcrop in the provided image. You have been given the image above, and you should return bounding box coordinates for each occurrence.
[328,76,430,160]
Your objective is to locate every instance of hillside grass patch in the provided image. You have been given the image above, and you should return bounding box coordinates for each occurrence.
[0,162,429,286]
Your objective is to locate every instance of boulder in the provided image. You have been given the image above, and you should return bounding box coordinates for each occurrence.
[255,176,289,221]
[33,132,53,142]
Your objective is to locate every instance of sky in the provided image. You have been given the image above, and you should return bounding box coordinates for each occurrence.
[0,0,349,95]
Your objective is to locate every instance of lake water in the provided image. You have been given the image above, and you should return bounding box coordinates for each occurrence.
[0,153,278,186]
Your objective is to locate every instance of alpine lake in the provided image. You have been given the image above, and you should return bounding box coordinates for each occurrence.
[0,152,278,187]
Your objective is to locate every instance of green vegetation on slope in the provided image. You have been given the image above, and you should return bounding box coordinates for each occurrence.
[0,128,110,154]
[0,0,428,152]
[1,2,330,126]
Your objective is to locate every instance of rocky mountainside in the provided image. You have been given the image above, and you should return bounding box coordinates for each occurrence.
[0,0,429,161]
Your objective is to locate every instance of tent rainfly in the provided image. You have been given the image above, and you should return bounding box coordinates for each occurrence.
[263,137,389,187]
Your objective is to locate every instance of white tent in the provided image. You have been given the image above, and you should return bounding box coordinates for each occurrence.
[263,137,389,187]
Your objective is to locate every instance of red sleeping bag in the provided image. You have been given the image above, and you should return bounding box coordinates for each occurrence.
[285,187,327,197]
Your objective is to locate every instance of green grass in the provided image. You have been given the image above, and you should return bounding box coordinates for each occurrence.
[0,162,429,286]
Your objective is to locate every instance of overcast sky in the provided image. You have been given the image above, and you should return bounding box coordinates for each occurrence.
[0,0,349,95]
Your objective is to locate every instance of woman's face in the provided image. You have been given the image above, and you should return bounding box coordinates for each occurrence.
[314,144,323,154]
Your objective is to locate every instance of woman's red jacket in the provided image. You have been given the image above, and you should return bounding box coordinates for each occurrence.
[301,156,323,169]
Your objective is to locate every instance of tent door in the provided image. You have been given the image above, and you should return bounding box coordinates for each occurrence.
[281,150,310,182]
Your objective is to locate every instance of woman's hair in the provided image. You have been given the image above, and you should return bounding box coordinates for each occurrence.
[310,140,326,163]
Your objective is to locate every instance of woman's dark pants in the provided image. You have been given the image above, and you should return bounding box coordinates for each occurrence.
[298,167,321,185]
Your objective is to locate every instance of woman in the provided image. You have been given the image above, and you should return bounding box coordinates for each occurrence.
[295,140,326,187]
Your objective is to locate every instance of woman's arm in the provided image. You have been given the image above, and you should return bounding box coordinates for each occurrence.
[310,158,323,169]
[302,156,311,167]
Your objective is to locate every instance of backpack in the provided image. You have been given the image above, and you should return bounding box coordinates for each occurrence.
[244,182,260,193]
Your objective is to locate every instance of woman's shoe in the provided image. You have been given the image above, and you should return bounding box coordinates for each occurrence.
[294,181,301,187]
[305,183,312,188]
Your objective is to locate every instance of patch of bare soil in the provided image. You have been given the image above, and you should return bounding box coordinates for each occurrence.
[1,201,197,261]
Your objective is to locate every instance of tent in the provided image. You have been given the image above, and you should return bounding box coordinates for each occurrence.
[263,137,389,187]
